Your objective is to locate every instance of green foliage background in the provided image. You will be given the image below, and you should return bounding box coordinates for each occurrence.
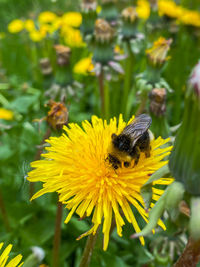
[0,0,200,266]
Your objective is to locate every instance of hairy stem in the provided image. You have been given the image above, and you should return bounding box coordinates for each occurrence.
[52,200,63,267]
[79,230,99,267]
[174,238,200,267]
[98,68,105,118]
[122,41,134,120]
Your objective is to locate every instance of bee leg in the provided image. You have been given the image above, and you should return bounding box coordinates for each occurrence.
[145,146,151,158]
[134,146,140,166]
[138,131,151,158]
[124,161,130,168]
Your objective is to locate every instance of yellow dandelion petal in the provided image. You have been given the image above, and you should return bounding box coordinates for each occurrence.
[62,12,82,28]
[62,26,85,48]
[0,243,23,267]
[0,108,14,120]
[24,19,35,32]
[73,57,94,75]
[28,115,173,250]
[136,0,150,20]
[146,37,172,65]
[8,19,24,33]
[38,11,57,24]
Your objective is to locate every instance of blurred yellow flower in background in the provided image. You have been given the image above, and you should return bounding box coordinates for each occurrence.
[73,57,94,75]
[179,10,200,27]
[62,26,85,47]
[29,29,46,42]
[136,0,150,20]
[158,0,184,19]
[0,108,14,120]
[38,11,57,24]
[62,12,82,28]
[0,242,23,266]
[24,19,35,32]
[8,19,24,33]
[28,115,173,250]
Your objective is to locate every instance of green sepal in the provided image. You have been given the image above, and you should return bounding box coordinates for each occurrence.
[189,197,200,240]
[140,165,170,210]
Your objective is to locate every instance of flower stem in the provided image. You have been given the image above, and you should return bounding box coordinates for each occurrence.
[30,127,51,198]
[98,68,105,118]
[174,238,200,267]
[122,41,134,120]
[52,200,63,267]
[0,188,10,231]
[79,230,99,267]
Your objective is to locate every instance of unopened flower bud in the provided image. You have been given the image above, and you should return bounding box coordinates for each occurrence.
[146,37,172,67]
[121,6,138,39]
[149,88,166,117]
[99,0,118,23]
[122,7,138,23]
[81,0,97,36]
[94,19,114,43]
[189,60,200,98]
[39,58,52,76]
[46,100,68,130]
[54,45,71,66]
[81,0,97,11]
[93,19,114,64]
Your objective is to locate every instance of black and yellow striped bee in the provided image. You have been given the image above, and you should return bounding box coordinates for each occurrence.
[107,114,152,169]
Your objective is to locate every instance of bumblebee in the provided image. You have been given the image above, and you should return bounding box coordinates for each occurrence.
[107,114,152,169]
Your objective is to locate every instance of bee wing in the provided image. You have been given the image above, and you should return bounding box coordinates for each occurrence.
[122,114,152,147]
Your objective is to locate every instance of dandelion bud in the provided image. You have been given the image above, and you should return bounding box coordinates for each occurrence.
[46,100,68,130]
[146,37,172,67]
[81,0,97,11]
[121,7,138,39]
[169,61,200,195]
[81,0,97,36]
[39,58,52,76]
[99,0,118,23]
[94,19,114,43]
[189,60,200,98]
[54,45,71,66]
[93,19,114,64]
[149,88,166,117]
[149,88,170,137]
[122,7,138,23]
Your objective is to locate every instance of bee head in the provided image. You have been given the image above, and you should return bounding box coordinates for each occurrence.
[111,133,131,152]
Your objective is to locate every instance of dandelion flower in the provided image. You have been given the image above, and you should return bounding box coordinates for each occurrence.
[38,11,57,24]
[0,108,14,120]
[73,57,94,75]
[0,242,23,267]
[29,27,47,42]
[136,0,150,20]
[24,19,35,32]
[61,26,85,48]
[62,12,82,28]
[28,115,173,250]
[158,0,184,19]
[8,19,24,33]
